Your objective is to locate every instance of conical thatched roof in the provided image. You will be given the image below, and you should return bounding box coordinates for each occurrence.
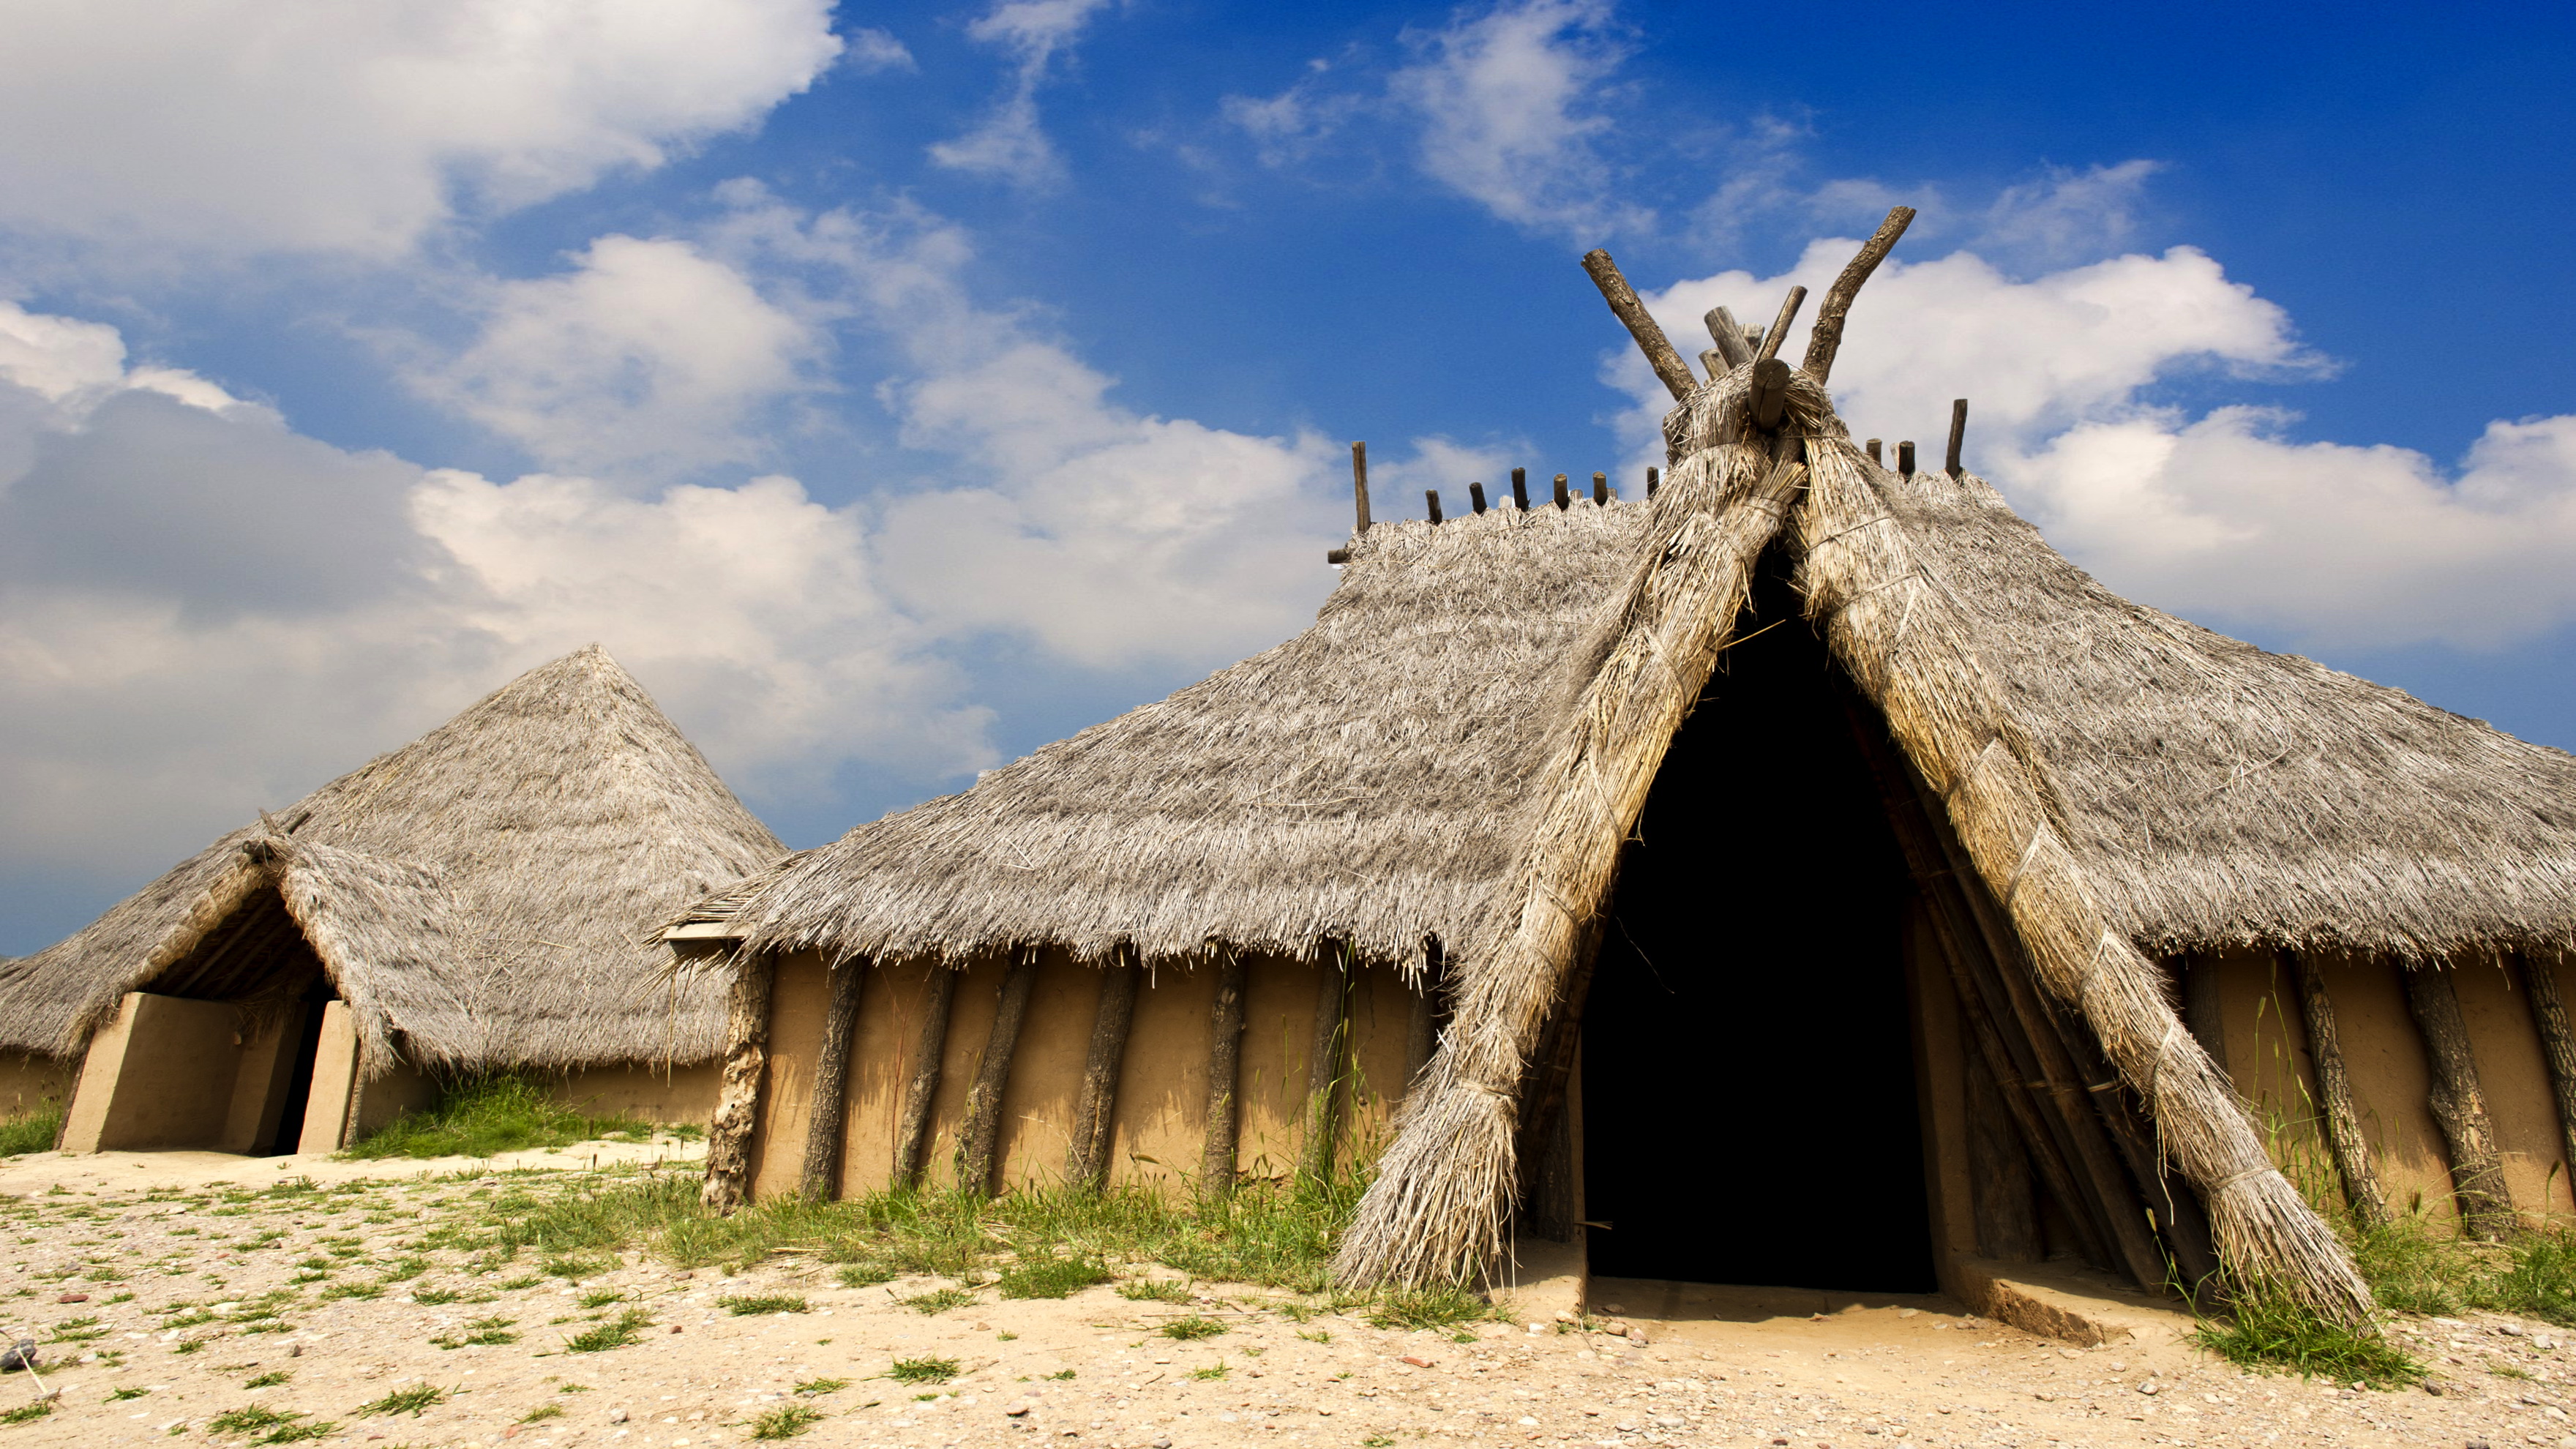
[0,647,783,1074]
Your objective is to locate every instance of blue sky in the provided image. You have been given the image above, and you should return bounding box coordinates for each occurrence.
[4,0,2574,952]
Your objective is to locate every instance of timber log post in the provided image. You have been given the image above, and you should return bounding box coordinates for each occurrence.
[1066,948,1141,1191]
[701,956,776,1213]
[956,949,1041,1196]
[1200,951,1250,1198]
[2404,965,2517,1238]
[2287,951,2389,1227]
[891,965,958,1188]
[1966,1043,2043,1261]
[1298,943,1353,1191]
[2518,951,2576,1189]
[798,958,869,1203]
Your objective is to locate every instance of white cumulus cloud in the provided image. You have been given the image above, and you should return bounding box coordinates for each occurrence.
[407,233,823,476]
[1608,240,2576,652]
[928,0,1115,188]
[0,0,842,256]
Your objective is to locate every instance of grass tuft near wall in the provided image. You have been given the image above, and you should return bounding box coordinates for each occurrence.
[430,1162,1491,1326]
[0,1105,61,1157]
[342,1073,660,1160]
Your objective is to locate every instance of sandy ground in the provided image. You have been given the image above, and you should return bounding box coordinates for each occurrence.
[0,1146,2557,1449]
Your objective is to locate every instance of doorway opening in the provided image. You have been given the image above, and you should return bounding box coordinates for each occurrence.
[1580,558,1935,1292]
[257,976,340,1156]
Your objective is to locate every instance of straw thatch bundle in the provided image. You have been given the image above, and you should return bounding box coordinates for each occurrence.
[0,647,782,1074]
[705,501,1653,972]
[1332,370,1834,1287]
[1790,436,2373,1322]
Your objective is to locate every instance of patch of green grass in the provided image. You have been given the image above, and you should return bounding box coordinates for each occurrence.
[252,1422,335,1445]
[1117,1278,1191,1303]
[719,1293,807,1316]
[1362,1435,1395,1448]
[378,1257,430,1284]
[2190,1287,2423,1388]
[888,1355,959,1385]
[902,1287,975,1314]
[243,1371,291,1388]
[750,1403,825,1439]
[1368,1286,1500,1332]
[411,1287,459,1306]
[794,1377,848,1396]
[0,1107,61,1158]
[834,1263,894,1288]
[50,1314,105,1341]
[520,1403,564,1423]
[498,1274,543,1290]
[208,1404,300,1433]
[1296,1328,1331,1343]
[1043,1368,1075,1380]
[1160,1314,1226,1341]
[109,1386,151,1401]
[0,1401,48,1424]
[317,1282,383,1302]
[999,1257,1109,1300]
[563,1308,652,1353]
[576,1289,624,1308]
[1189,1360,1229,1381]
[430,1316,519,1349]
[543,1254,614,1280]
[358,1383,447,1417]
[342,1072,656,1160]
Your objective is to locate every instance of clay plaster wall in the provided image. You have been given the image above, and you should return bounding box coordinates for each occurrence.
[747,948,1421,1203]
[2202,948,2576,1227]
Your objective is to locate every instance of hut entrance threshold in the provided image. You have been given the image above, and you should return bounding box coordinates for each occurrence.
[1575,566,1936,1293]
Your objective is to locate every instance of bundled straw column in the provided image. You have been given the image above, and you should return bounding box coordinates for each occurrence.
[1333,370,1805,1287]
[1790,440,2374,1325]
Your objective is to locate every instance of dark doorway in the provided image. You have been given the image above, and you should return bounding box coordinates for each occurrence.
[258,980,338,1156]
[1580,556,1934,1292]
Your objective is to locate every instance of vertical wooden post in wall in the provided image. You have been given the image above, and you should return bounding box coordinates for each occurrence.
[2516,951,2576,1192]
[2285,951,2389,1227]
[1298,943,1352,1190]
[700,956,776,1213]
[956,949,1041,1197]
[1404,939,1445,1094]
[1841,700,2133,1279]
[2403,965,2517,1238]
[1066,948,1140,1191]
[799,959,870,1203]
[1199,951,1249,1198]
[1964,1044,2043,1262]
[891,966,958,1188]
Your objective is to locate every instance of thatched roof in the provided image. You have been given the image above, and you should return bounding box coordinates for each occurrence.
[1868,466,2576,963]
[0,647,783,1072]
[700,501,1654,970]
[692,454,2576,973]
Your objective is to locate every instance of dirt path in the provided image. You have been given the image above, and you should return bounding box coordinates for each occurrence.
[0,1149,2554,1448]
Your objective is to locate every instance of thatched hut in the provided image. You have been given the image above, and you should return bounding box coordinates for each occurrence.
[0,645,782,1155]
[677,213,2576,1329]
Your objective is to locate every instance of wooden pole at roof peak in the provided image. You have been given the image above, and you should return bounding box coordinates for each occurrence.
[1581,248,1697,400]
[1351,443,1371,534]
[1946,399,1969,479]
[1801,206,1917,384]
[1756,287,1806,363]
